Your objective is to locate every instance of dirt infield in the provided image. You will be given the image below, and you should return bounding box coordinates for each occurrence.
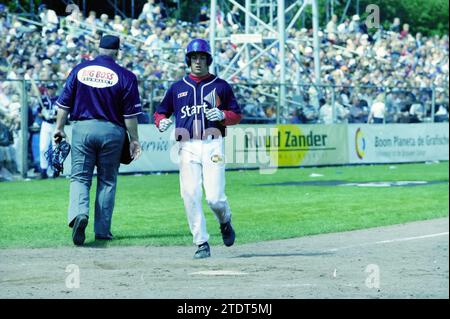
[0,217,448,299]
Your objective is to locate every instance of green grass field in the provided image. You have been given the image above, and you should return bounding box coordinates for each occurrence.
[0,162,448,249]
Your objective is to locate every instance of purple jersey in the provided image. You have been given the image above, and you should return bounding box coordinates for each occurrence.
[37,95,59,124]
[156,75,241,140]
[55,55,142,127]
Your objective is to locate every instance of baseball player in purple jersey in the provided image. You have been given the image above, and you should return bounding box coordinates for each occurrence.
[37,82,59,179]
[53,35,142,246]
[154,38,242,259]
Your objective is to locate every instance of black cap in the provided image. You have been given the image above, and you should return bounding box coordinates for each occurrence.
[99,35,120,50]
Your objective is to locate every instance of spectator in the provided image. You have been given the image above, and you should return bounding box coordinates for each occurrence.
[390,17,401,33]
[85,11,98,29]
[265,106,276,122]
[65,5,83,34]
[434,91,449,123]
[226,5,241,32]
[367,93,386,124]
[348,15,360,33]
[130,19,142,37]
[409,101,425,123]
[400,23,410,40]
[152,5,166,25]
[112,15,125,33]
[38,4,59,36]
[349,95,369,123]
[337,18,350,34]
[319,97,349,124]
[299,94,319,124]
[289,108,301,124]
[139,0,157,21]
[215,5,226,37]
[98,13,113,31]
[326,14,338,34]
[415,32,423,48]
[198,6,209,27]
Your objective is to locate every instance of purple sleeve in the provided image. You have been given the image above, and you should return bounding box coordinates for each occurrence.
[220,82,241,114]
[122,76,142,118]
[156,85,174,117]
[55,69,77,111]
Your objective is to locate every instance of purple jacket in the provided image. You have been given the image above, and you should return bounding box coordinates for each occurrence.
[55,55,142,127]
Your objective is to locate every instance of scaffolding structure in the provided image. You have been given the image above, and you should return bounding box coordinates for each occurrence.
[209,0,321,122]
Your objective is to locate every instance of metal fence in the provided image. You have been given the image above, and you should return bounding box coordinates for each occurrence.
[140,81,449,125]
[0,79,448,179]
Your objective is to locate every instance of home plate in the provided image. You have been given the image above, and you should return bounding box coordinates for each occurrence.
[190,270,248,276]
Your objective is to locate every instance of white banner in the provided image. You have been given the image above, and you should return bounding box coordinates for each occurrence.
[347,123,449,163]
[230,34,263,44]
[119,126,177,173]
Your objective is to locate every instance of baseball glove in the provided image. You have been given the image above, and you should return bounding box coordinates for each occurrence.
[45,140,71,177]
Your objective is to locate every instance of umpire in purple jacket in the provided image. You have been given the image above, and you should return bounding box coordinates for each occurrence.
[53,35,142,246]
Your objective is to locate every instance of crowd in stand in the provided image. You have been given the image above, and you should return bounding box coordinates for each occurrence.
[0,1,449,178]
[1,2,449,122]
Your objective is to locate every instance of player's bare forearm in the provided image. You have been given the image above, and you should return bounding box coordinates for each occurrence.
[55,108,69,130]
[125,117,139,142]
[53,109,69,142]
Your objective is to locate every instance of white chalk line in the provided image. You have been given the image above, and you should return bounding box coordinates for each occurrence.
[327,232,449,252]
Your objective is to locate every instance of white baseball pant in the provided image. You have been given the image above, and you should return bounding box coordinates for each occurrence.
[179,136,232,245]
[39,121,56,174]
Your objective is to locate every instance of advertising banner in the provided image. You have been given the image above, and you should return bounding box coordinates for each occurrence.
[347,123,449,163]
[224,124,348,172]
[61,123,448,176]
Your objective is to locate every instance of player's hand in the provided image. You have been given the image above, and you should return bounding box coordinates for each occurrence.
[42,109,50,120]
[158,118,172,132]
[53,129,66,144]
[130,140,142,161]
[205,108,225,122]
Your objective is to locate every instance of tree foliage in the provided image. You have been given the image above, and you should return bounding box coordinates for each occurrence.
[175,0,448,37]
[358,0,448,36]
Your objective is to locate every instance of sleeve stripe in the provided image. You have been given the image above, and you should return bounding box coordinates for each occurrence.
[124,112,143,118]
[56,101,70,110]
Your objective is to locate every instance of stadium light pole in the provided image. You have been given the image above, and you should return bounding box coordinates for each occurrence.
[210,0,217,74]
[245,0,251,81]
[20,81,28,178]
[278,0,286,123]
[29,0,34,17]
[312,0,321,88]
[82,0,86,17]
[340,0,352,24]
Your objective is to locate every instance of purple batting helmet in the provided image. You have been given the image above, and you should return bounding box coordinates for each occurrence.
[185,38,212,66]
